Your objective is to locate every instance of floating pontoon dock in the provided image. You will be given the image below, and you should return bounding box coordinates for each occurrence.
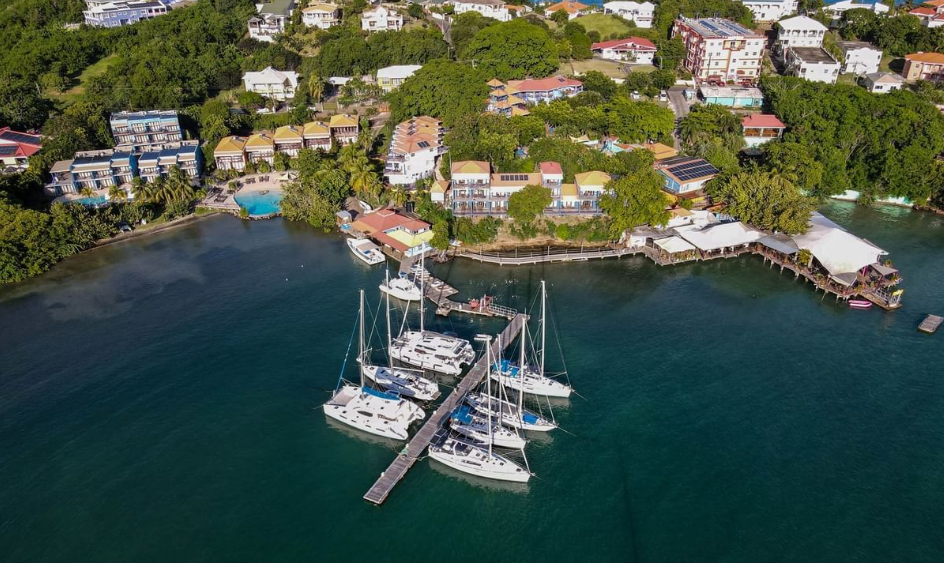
[363,313,527,505]
[919,314,943,334]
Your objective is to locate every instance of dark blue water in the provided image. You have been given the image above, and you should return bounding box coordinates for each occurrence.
[1,203,942,562]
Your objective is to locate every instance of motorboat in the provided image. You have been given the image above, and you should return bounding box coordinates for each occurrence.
[379,275,422,301]
[849,300,873,309]
[347,238,385,265]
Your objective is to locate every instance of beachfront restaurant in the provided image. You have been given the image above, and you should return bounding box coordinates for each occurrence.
[676,221,764,258]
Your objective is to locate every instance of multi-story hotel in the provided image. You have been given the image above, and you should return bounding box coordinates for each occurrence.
[448,161,610,216]
[46,149,137,196]
[212,116,357,169]
[384,117,447,186]
[109,110,183,153]
[83,0,167,27]
[137,141,202,183]
[672,17,766,84]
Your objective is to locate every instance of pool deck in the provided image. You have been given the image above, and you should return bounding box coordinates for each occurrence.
[201,173,291,214]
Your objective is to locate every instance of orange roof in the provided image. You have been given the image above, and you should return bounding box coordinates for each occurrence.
[923,0,944,7]
[741,114,785,129]
[905,52,944,64]
[508,75,582,93]
[451,160,490,175]
[546,0,588,14]
[910,7,936,15]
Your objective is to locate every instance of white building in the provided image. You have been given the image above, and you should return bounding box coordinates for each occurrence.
[361,5,403,32]
[786,47,840,84]
[384,117,447,186]
[591,37,657,64]
[774,15,827,58]
[838,41,882,75]
[602,2,654,28]
[823,0,890,19]
[247,0,294,43]
[672,17,766,84]
[863,71,904,94]
[82,0,167,27]
[302,2,340,29]
[376,65,422,92]
[242,67,300,101]
[738,0,797,23]
[453,0,511,21]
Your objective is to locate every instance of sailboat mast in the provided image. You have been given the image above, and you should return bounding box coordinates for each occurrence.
[359,289,366,388]
[485,337,493,457]
[385,270,392,369]
[540,280,546,377]
[519,314,527,420]
[419,252,425,334]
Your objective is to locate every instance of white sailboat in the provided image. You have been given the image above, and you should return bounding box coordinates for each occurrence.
[389,253,475,376]
[465,392,557,432]
[324,290,425,440]
[449,404,527,449]
[363,272,442,401]
[428,335,531,483]
[347,238,385,265]
[379,274,422,301]
[490,281,572,398]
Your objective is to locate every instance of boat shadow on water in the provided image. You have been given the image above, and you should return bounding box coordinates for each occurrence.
[428,457,531,495]
[324,416,408,449]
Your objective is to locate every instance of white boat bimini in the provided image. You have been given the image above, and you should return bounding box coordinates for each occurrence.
[324,290,425,440]
[347,238,385,265]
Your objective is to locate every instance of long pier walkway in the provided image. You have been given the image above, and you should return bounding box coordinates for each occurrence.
[460,246,635,266]
[363,313,527,505]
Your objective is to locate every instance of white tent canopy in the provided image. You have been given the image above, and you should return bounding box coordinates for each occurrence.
[678,221,763,252]
[654,236,696,254]
[792,212,886,276]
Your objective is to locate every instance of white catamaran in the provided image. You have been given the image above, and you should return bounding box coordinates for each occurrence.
[362,271,441,401]
[490,281,572,398]
[428,335,531,483]
[324,290,425,440]
[389,254,474,376]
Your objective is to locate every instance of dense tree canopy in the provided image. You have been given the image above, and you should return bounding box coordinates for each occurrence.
[508,185,553,223]
[389,60,489,126]
[599,168,671,235]
[463,19,559,80]
[761,75,944,201]
[709,170,815,234]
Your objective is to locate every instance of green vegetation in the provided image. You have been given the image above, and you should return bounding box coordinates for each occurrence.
[599,152,669,236]
[573,14,635,39]
[839,10,944,57]
[531,95,674,144]
[709,170,815,234]
[508,185,553,224]
[389,60,489,126]
[463,19,559,80]
[652,0,754,38]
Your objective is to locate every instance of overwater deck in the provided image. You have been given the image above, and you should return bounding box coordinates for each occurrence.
[363,313,527,505]
[919,314,943,334]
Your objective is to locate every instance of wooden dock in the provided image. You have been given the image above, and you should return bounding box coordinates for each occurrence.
[460,246,635,266]
[919,314,943,334]
[419,268,518,320]
[363,313,528,505]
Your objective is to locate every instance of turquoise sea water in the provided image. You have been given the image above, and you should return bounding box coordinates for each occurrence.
[1,202,943,562]
[234,190,282,216]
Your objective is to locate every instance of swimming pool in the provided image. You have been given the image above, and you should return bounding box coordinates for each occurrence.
[73,195,107,206]
[234,190,283,217]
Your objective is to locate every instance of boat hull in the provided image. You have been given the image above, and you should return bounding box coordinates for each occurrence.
[428,440,530,483]
[323,385,424,440]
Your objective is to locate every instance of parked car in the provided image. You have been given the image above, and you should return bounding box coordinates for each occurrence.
[683,88,695,100]
[658,90,668,101]
[631,90,640,100]
[118,222,133,233]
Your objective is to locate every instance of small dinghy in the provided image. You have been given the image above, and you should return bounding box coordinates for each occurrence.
[849,300,872,309]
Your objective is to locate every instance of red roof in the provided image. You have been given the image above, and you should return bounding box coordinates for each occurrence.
[351,209,429,234]
[509,76,583,93]
[591,37,657,52]
[911,7,936,15]
[0,127,42,158]
[741,114,785,129]
[539,161,563,175]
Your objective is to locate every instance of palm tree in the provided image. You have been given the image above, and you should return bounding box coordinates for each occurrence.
[307,76,325,103]
[131,177,149,202]
[79,186,96,199]
[389,186,408,208]
[347,155,379,196]
[337,143,358,171]
[108,184,127,203]
[165,165,194,203]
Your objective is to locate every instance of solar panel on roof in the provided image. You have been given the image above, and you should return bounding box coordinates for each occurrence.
[0,132,40,145]
[0,146,17,155]
[418,141,429,148]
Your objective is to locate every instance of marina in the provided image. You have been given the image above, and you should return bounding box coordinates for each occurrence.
[363,313,529,505]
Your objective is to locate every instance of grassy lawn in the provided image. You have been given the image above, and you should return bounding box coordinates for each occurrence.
[574,14,634,38]
[881,54,903,74]
[50,54,120,105]
[837,73,858,85]
[559,59,656,79]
